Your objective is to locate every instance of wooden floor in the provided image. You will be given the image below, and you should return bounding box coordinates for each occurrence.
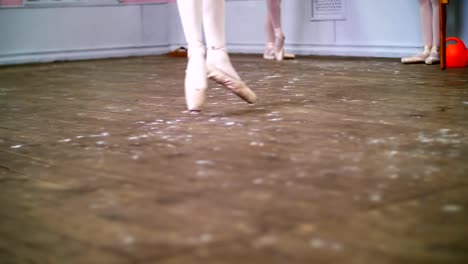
[1,55,467,264]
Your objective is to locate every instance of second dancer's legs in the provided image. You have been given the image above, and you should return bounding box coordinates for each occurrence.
[266,0,283,60]
[264,0,295,61]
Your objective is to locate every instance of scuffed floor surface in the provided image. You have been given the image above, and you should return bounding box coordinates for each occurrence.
[1,55,467,264]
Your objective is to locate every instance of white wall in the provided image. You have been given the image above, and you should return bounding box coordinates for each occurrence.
[0,3,171,65]
[447,0,468,42]
[1,0,467,65]
[223,0,468,57]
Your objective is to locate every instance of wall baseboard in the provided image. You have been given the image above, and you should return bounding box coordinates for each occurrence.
[226,43,422,58]
[0,44,170,66]
[1,42,423,66]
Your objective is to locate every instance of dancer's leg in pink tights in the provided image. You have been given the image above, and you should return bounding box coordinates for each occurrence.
[177,0,256,111]
[402,0,439,64]
[264,0,295,60]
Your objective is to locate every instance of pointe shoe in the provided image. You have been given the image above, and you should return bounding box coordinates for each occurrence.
[263,43,276,60]
[184,50,207,111]
[401,46,431,64]
[274,33,285,61]
[207,49,257,104]
[425,46,440,65]
[207,65,257,104]
[264,42,295,60]
[283,52,296,60]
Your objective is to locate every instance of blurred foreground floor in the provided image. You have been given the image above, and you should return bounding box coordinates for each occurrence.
[0,55,467,264]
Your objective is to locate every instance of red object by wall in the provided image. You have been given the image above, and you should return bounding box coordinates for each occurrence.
[446,37,468,68]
